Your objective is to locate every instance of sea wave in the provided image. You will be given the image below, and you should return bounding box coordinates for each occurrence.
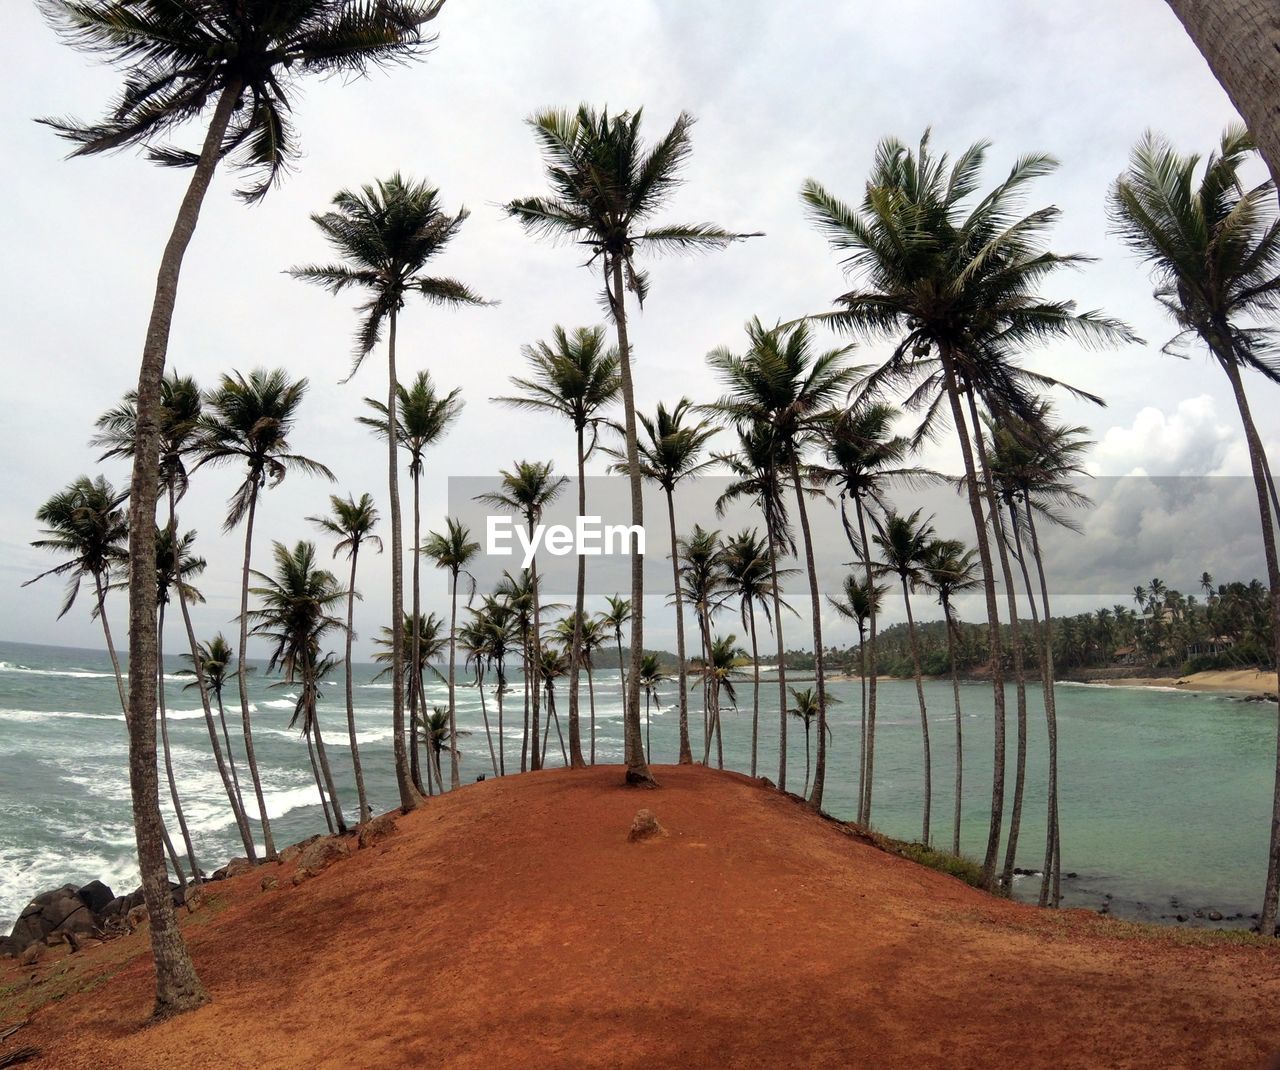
[0,661,184,682]
[0,708,124,724]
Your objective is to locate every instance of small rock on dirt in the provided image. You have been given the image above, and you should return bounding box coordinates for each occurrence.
[628,809,667,842]
[19,944,44,967]
[126,905,149,932]
[357,814,398,850]
[260,875,279,892]
[295,835,352,880]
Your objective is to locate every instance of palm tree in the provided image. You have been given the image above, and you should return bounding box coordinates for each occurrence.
[41,1,442,1014]
[247,541,348,832]
[788,686,834,798]
[196,368,332,859]
[422,519,481,789]
[495,325,620,769]
[475,462,567,772]
[577,614,608,765]
[813,401,919,824]
[706,318,860,809]
[599,595,633,756]
[373,611,449,790]
[507,104,758,787]
[360,370,464,793]
[308,493,382,824]
[637,654,667,761]
[472,595,520,776]
[802,131,1134,887]
[828,574,884,827]
[180,635,245,834]
[699,635,746,772]
[614,398,719,765]
[538,644,570,768]
[873,509,937,845]
[1111,126,1280,930]
[95,373,256,860]
[922,539,981,856]
[417,707,465,791]
[677,526,729,764]
[496,571,538,773]
[293,175,488,812]
[458,614,500,778]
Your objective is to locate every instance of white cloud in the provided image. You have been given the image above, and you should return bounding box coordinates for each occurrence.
[1090,395,1239,477]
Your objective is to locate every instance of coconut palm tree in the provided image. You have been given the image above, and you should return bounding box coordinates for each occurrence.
[458,614,500,778]
[416,707,466,791]
[495,325,620,769]
[677,526,730,764]
[922,538,981,856]
[613,398,719,765]
[873,509,937,845]
[472,595,520,776]
[828,574,884,826]
[599,596,633,752]
[706,318,860,809]
[495,571,537,773]
[308,493,382,824]
[475,462,567,772]
[788,686,834,798]
[372,613,448,737]
[95,373,256,859]
[40,1,443,1013]
[422,519,481,789]
[637,654,667,761]
[698,635,747,772]
[507,104,758,787]
[180,635,246,833]
[360,370,464,792]
[1111,126,1280,929]
[196,368,332,859]
[538,644,570,768]
[292,175,487,811]
[247,541,348,832]
[802,131,1134,886]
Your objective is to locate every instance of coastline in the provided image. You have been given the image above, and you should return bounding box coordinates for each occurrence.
[824,668,1279,698]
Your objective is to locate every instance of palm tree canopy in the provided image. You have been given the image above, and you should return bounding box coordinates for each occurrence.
[473,460,568,526]
[920,538,981,607]
[291,173,490,371]
[611,397,719,490]
[713,421,795,557]
[812,401,922,504]
[1110,126,1280,379]
[26,475,129,618]
[40,1,446,203]
[495,325,621,437]
[637,653,666,689]
[677,525,730,617]
[374,612,448,683]
[505,104,759,306]
[246,540,347,682]
[423,517,481,579]
[153,526,206,607]
[196,368,334,530]
[872,508,937,590]
[181,633,236,696]
[599,595,632,641]
[92,372,203,498]
[986,406,1093,533]
[828,573,885,629]
[359,370,464,473]
[308,492,383,561]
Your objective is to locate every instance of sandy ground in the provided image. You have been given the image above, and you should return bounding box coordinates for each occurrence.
[3,765,1280,1069]
[1096,669,1279,696]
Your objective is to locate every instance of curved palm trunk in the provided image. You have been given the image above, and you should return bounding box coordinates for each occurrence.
[213,689,247,829]
[700,612,713,764]
[941,603,964,856]
[856,499,880,825]
[236,490,276,859]
[666,487,695,764]
[386,309,418,812]
[410,466,427,797]
[476,665,499,777]
[528,535,544,772]
[343,547,371,824]
[122,80,241,1017]
[645,690,652,757]
[447,571,461,788]
[941,352,1007,891]
[587,659,598,764]
[496,661,507,776]
[747,602,761,778]
[157,604,200,883]
[614,630,627,748]
[306,729,335,834]
[767,532,789,791]
[310,693,345,834]
[803,720,812,796]
[1218,356,1280,934]
[567,427,588,768]
[520,640,531,773]
[711,681,724,771]
[901,577,932,845]
[791,459,829,810]
[856,620,868,826]
[607,257,654,785]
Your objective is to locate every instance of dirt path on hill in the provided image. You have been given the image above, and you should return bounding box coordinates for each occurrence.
[3,765,1279,1069]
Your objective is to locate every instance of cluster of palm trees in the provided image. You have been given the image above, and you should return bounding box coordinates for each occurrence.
[32,0,1280,1018]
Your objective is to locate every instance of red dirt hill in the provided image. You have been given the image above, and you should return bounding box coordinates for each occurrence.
[3,765,1279,1068]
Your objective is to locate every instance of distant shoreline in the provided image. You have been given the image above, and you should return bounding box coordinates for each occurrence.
[821,668,1279,698]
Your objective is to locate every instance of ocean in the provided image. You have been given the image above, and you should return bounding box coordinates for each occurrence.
[0,637,1275,932]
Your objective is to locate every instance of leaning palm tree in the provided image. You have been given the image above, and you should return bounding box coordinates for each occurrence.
[706,318,860,809]
[360,370,464,793]
[180,634,246,832]
[507,104,759,787]
[698,635,746,772]
[196,368,333,859]
[292,175,488,811]
[422,518,481,789]
[94,373,255,860]
[921,538,981,856]
[308,493,382,824]
[802,131,1135,887]
[637,654,667,761]
[828,574,884,827]
[873,509,937,845]
[599,595,633,751]
[788,686,834,798]
[458,614,501,778]
[613,398,719,765]
[496,325,620,769]
[373,612,448,790]
[247,541,348,832]
[475,462,567,772]
[677,525,730,764]
[1111,126,1280,931]
[40,1,443,1015]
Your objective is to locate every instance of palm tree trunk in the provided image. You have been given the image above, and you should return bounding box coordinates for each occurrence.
[701,615,713,765]
[307,730,335,835]
[767,532,789,791]
[901,578,932,845]
[410,466,426,797]
[1219,355,1280,933]
[942,604,964,857]
[856,499,880,826]
[748,603,761,778]
[857,620,868,824]
[123,79,242,1017]
[496,663,507,776]
[344,548,371,824]
[791,458,830,810]
[666,487,694,764]
[713,682,724,770]
[520,642,530,774]
[940,350,1007,892]
[567,426,588,768]
[236,489,276,859]
[386,308,418,812]
[447,571,461,788]
[528,532,544,772]
[214,690,247,831]
[607,256,654,785]
[645,691,652,758]
[615,630,627,750]
[157,604,200,883]
[409,663,426,796]
[587,659,597,765]
[803,721,812,796]
[311,694,346,834]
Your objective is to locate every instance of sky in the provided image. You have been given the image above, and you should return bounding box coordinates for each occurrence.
[2,0,1278,659]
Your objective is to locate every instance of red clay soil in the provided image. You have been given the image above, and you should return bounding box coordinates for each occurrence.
[3,764,1280,1069]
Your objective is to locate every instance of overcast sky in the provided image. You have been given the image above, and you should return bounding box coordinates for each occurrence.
[3,0,1277,659]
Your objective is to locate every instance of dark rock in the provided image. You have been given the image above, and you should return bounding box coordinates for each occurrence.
[1175,914,1188,922]
[212,857,254,881]
[0,936,19,958]
[357,813,398,850]
[76,880,114,914]
[19,943,44,967]
[1066,872,1079,879]
[260,875,279,892]
[628,809,667,843]
[1208,910,1224,922]
[278,836,322,866]
[126,905,149,932]
[295,835,352,881]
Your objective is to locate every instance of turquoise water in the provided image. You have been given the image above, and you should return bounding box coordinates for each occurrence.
[0,638,1275,931]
